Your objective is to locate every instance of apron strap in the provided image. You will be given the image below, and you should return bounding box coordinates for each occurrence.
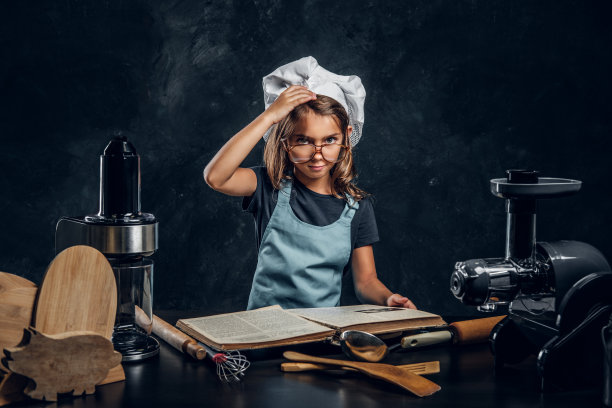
[277,178,293,206]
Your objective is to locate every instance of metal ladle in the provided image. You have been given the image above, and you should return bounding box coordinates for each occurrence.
[339,330,389,362]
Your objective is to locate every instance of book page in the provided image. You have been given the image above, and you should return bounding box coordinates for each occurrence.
[289,305,442,329]
[178,305,333,345]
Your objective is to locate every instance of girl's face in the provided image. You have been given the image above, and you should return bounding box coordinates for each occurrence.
[288,111,351,183]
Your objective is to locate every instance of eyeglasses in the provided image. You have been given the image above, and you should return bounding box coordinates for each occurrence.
[285,142,349,164]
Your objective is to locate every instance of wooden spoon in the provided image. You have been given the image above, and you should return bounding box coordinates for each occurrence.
[283,351,441,397]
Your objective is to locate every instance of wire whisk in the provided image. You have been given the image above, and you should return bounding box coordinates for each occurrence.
[200,343,250,382]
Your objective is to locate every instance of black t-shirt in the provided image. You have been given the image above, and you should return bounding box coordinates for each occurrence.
[242,167,379,272]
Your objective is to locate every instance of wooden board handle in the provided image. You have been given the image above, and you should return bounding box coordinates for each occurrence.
[135,306,205,360]
[450,315,506,345]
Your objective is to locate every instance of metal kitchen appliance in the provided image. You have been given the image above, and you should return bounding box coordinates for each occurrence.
[55,134,159,361]
[450,169,612,391]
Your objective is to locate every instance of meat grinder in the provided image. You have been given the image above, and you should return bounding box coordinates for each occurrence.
[450,169,612,391]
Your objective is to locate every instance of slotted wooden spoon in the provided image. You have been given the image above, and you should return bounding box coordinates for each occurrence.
[281,360,440,375]
[283,351,441,397]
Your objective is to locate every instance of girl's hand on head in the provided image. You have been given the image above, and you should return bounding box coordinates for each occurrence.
[264,85,316,125]
[386,294,417,310]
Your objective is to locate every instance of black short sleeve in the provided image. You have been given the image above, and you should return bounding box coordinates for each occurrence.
[242,167,277,249]
[352,196,379,249]
[242,166,379,254]
[242,167,262,214]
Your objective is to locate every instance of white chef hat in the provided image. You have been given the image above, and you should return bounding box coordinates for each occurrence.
[262,56,366,147]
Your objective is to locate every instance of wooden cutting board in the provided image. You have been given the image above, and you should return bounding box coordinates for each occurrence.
[2,247,124,405]
[34,245,124,387]
[0,272,36,292]
[0,272,37,364]
[5,328,122,402]
[0,272,38,405]
[34,245,117,339]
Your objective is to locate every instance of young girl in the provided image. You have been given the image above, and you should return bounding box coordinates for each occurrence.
[204,57,416,310]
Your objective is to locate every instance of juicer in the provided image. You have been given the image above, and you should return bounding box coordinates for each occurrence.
[55,134,159,361]
[450,169,612,391]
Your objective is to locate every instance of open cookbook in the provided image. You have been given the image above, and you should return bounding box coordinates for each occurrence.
[176,305,446,351]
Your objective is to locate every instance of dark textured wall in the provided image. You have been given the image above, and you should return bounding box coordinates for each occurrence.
[1,1,611,316]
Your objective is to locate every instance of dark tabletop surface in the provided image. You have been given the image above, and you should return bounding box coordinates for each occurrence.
[9,313,603,408]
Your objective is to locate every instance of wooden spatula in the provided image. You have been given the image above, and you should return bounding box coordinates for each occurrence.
[34,246,117,338]
[283,351,441,397]
[281,360,440,375]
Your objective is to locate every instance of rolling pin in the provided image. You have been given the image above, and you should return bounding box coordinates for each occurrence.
[135,306,206,360]
[401,315,506,349]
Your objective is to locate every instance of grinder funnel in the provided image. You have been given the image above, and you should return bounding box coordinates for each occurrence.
[492,169,582,266]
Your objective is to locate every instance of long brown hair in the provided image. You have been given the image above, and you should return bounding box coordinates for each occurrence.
[263,95,369,202]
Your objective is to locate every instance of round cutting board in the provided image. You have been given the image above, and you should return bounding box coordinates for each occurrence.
[0,272,37,373]
[0,272,36,292]
[0,272,37,351]
[34,246,117,339]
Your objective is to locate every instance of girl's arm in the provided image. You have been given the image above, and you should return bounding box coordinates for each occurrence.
[204,86,316,196]
[351,245,417,309]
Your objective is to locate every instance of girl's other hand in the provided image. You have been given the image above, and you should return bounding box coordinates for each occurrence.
[386,294,417,310]
[264,85,316,124]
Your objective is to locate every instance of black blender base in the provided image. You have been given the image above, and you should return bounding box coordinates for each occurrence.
[113,326,160,362]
